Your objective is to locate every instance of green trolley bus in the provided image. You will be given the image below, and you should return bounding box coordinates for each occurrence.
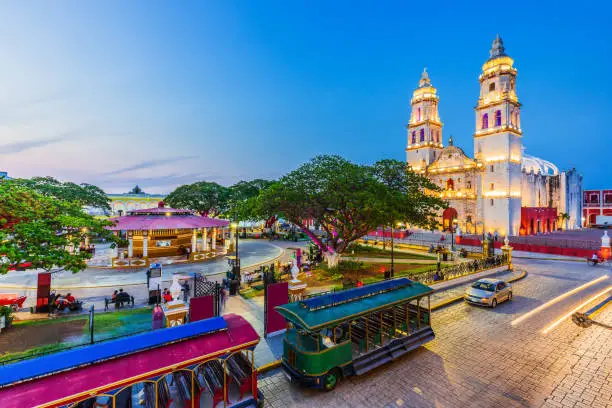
[275,278,434,391]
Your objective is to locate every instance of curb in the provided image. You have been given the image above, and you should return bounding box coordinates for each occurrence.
[0,247,287,291]
[430,268,528,311]
[258,360,282,373]
[513,256,584,262]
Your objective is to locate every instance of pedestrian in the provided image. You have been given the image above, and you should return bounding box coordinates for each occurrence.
[220,287,228,312]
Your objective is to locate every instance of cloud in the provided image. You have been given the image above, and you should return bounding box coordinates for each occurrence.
[0,133,75,155]
[101,155,199,177]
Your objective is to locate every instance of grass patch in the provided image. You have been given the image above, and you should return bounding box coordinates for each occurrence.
[347,243,435,260]
[0,343,71,364]
[240,287,264,299]
[13,314,87,327]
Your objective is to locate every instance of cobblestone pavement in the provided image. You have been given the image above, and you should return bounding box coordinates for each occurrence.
[259,259,612,408]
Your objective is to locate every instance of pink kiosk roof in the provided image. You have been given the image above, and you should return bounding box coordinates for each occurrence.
[107,202,229,231]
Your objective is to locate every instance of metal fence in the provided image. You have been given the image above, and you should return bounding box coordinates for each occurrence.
[297,254,508,303]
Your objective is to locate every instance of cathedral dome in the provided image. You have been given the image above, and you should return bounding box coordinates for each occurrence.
[522,154,559,176]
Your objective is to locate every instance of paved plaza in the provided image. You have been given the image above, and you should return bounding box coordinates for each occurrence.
[259,259,612,408]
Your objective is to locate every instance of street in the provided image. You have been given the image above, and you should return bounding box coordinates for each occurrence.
[259,259,612,408]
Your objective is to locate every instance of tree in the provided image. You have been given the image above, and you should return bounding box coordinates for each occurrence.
[558,212,570,230]
[257,155,445,266]
[15,176,111,212]
[225,179,275,222]
[165,181,230,217]
[129,185,144,194]
[0,180,119,275]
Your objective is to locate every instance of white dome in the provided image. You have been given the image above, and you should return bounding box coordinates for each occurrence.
[522,154,559,176]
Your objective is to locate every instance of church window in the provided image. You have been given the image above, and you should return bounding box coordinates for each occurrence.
[412,131,416,144]
[490,199,494,206]
[490,183,494,190]
[489,83,495,92]
[417,108,421,121]
[495,110,502,127]
[458,178,462,182]
[420,129,425,142]
[482,113,489,129]
[490,164,494,172]
[467,181,472,189]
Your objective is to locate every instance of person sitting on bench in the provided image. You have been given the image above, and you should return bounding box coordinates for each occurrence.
[115,289,131,306]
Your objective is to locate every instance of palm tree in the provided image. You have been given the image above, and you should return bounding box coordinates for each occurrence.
[558,213,570,230]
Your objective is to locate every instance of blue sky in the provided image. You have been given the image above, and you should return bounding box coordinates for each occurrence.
[0,1,609,193]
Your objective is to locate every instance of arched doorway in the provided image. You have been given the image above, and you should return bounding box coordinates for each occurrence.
[446,178,455,191]
[442,207,458,231]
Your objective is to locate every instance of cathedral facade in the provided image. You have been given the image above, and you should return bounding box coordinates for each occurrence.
[406,36,582,237]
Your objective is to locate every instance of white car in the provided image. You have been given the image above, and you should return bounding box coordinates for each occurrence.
[464,278,512,308]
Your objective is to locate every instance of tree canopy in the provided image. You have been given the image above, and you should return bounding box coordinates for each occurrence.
[225,179,275,221]
[0,180,119,274]
[14,176,111,211]
[165,181,230,217]
[256,155,445,265]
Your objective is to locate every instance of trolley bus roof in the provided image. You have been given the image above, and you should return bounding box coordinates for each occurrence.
[0,316,228,388]
[275,278,433,331]
[0,314,259,408]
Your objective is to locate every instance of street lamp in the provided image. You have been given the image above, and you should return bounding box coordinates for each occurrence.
[451,218,458,252]
[231,222,240,280]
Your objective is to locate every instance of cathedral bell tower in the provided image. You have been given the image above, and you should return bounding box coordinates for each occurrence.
[406,68,444,170]
[474,35,523,236]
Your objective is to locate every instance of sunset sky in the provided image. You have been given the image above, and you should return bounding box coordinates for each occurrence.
[0,1,609,193]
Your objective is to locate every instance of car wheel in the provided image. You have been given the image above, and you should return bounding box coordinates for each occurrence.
[491,299,497,308]
[507,292,512,301]
[324,368,341,391]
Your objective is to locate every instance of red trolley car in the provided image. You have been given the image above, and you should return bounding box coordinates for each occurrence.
[0,313,262,408]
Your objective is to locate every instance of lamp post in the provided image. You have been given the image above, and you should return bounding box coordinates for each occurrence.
[451,218,458,252]
[231,222,240,281]
[390,224,395,278]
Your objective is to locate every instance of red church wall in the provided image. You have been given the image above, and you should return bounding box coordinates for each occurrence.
[520,207,558,236]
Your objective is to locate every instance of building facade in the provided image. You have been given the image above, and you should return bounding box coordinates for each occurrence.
[583,189,612,226]
[406,36,583,236]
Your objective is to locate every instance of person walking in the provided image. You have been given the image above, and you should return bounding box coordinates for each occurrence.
[220,287,228,313]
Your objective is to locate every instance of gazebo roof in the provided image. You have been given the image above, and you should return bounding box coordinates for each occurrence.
[107,202,229,231]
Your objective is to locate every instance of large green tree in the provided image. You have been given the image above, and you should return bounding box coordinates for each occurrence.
[257,155,445,266]
[225,179,275,222]
[0,181,119,274]
[165,181,230,217]
[15,176,111,211]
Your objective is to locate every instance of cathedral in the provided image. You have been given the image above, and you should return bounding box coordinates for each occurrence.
[406,36,582,237]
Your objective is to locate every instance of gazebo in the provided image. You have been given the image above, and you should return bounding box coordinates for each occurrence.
[107,202,231,268]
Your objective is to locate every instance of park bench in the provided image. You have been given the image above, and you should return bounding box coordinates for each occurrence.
[171,371,198,408]
[226,352,254,401]
[196,360,227,408]
[157,377,173,408]
[104,295,134,311]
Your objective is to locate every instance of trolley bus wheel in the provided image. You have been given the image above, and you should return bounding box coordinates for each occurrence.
[324,368,341,392]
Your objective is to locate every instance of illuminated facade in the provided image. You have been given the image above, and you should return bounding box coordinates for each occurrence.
[406,36,583,236]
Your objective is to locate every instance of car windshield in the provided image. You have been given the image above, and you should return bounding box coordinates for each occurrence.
[472,281,496,291]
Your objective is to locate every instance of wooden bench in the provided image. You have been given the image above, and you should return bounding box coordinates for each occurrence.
[104,295,134,311]
[171,371,199,408]
[157,377,173,408]
[226,353,254,401]
[196,360,227,407]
